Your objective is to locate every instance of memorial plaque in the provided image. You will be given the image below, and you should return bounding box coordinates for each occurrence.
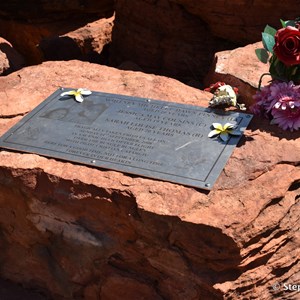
[0,88,253,189]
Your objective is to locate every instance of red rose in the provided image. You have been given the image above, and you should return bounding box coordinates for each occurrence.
[273,26,300,66]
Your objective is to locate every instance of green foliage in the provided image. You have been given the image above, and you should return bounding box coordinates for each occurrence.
[268,55,300,82]
[264,24,277,36]
[256,17,300,84]
[260,25,276,54]
[262,32,275,53]
[280,19,296,28]
[255,48,269,63]
[269,55,286,80]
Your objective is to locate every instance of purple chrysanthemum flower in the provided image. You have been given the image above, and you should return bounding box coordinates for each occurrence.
[271,105,300,131]
[268,81,300,111]
[252,80,300,131]
[250,83,274,117]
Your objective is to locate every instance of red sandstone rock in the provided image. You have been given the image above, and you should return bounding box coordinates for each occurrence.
[0,60,211,118]
[100,275,161,299]
[1,0,298,84]
[0,61,299,300]
[172,0,299,44]
[0,278,47,300]
[204,42,270,108]
[0,0,114,20]
[111,0,299,83]
[0,37,25,75]
[39,16,114,63]
[0,50,9,75]
[110,0,236,83]
[0,1,114,64]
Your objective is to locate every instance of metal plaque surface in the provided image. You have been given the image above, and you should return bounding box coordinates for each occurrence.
[0,88,252,189]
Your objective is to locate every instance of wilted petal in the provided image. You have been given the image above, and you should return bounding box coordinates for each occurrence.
[219,132,229,142]
[208,129,220,138]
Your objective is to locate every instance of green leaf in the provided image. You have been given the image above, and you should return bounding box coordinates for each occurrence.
[262,32,275,53]
[269,56,286,80]
[255,48,269,63]
[275,60,286,75]
[280,19,296,28]
[271,56,291,81]
[264,25,277,36]
[280,19,286,28]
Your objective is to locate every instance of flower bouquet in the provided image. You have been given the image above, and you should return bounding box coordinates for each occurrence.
[251,18,300,131]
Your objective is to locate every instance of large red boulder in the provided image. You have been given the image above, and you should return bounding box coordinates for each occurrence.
[172,0,298,44]
[0,1,114,64]
[110,0,298,82]
[0,61,299,299]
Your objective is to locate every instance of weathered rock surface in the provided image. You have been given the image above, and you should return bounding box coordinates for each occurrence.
[204,42,270,107]
[2,0,297,84]
[0,0,114,20]
[0,61,300,300]
[0,37,26,75]
[1,0,298,85]
[0,49,9,75]
[0,277,48,300]
[110,0,237,83]
[111,0,299,83]
[0,1,114,64]
[170,0,299,44]
[39,16,114,63]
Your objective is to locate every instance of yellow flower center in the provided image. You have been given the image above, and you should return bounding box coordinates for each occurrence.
[71,91,82,97]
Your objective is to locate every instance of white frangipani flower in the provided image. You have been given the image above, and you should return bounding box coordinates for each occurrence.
[208,122,241,142]
[60,88,92,103]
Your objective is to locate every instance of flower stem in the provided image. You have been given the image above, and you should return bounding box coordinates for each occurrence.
[258,73,271,90]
